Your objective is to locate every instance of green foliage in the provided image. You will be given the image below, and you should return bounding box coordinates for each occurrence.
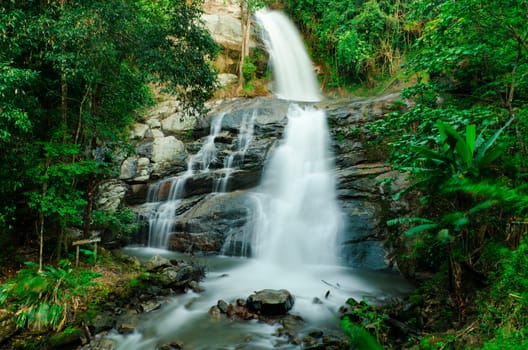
[342,319,384,350]
[477,239,528,349]
[407,0,528,106]
[91,208,138,237]
[242,56,257,82]
[0,0,218,248]
[341,299,388,347]
[284,0,422,86]
[0,261,100,331]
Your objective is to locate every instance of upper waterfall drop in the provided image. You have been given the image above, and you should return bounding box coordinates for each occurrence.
[256,9,321,102]
[248,9,342,266]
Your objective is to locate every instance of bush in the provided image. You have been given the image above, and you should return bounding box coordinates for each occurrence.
[0,261,100,332]
[478,239,528,348]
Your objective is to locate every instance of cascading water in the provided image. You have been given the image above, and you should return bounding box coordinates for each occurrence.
[238,9,342,267]
[145,113,225,248]
[115,9,411,350]
[215,111,257,193]
[256,9,321,102]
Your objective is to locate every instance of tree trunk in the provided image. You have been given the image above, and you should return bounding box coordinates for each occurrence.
[38,159,51,272]
[237,2,252,92]
[447,242,466,323]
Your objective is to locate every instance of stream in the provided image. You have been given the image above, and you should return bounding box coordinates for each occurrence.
[109,8,413,349]
[111,247,413,350]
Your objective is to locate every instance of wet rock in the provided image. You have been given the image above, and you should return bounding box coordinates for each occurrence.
[312,297,323,304]
[280,314,304,331]
[247,289,294,315]
[303,336,318,347]
[86,313,115,334]
[208,305,222,320]
[217,299,229,313]
[158,265,193,287]
[167,191,255,254]
[188,280,204,293]
[139,301,161,313]
[322,333,348,348]
[117,323,135,334]
[226,303,255,320]
[146,255,172,272]
[308,329,324,338]
[158,340,184,350]
[79,336,116,350]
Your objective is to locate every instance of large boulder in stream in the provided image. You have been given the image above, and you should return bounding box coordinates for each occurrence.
[145,255,203,288]
[247,289,294,315]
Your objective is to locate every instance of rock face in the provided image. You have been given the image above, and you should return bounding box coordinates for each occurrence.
[111,93,410,271]
[321,93,411,269]
[202,0,259,77]
[247,289,294,315]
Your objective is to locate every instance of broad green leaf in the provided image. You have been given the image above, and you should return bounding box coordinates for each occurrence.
[475,117,514,161]
[405,223,439,236]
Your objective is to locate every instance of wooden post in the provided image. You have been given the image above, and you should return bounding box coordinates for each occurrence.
[76,245,80,267]
[72,237,101,267]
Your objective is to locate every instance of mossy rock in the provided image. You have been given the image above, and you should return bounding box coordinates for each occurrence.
[48,327,84,348]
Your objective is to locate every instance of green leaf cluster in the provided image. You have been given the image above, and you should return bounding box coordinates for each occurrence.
[0,261,100,332]
[477,239,528,349]
[0,0,218,252]
[283,0,431,86]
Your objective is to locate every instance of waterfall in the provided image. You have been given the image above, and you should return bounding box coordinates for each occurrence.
[146,113,225,248]
[247,9,342,265]
[256,9,321,102]
[215,111,257,193]
[114,10,413,350]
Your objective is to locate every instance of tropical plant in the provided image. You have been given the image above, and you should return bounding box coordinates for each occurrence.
[0,261,100,332]
[385,115,528,321]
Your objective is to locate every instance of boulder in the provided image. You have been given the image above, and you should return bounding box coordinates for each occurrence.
[119,157,138,180]
[202,13,243,52]
[218,73,238,87]
[130,123,149,140]
[161,113,199,135]
[167,192,254,254]
[87,313,116,334]
[96,179,127,212]
[151,136,185,164]
[247,289,294,315]
[158,265,193,288]
[146,255,172,272]
[133,157,151,182]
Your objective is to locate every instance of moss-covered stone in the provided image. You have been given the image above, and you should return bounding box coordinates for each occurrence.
[48,327,84,348]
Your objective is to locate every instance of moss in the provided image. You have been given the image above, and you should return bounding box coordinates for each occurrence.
[48,327,84,347]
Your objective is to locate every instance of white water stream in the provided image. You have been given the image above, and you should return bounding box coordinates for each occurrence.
[114,9,411,349]
[145,113,225,248]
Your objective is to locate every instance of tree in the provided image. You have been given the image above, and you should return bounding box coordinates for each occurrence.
[409,0,528,113]
[0,0,218,265]
[237,0,268,91]
[367,0,528,324]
